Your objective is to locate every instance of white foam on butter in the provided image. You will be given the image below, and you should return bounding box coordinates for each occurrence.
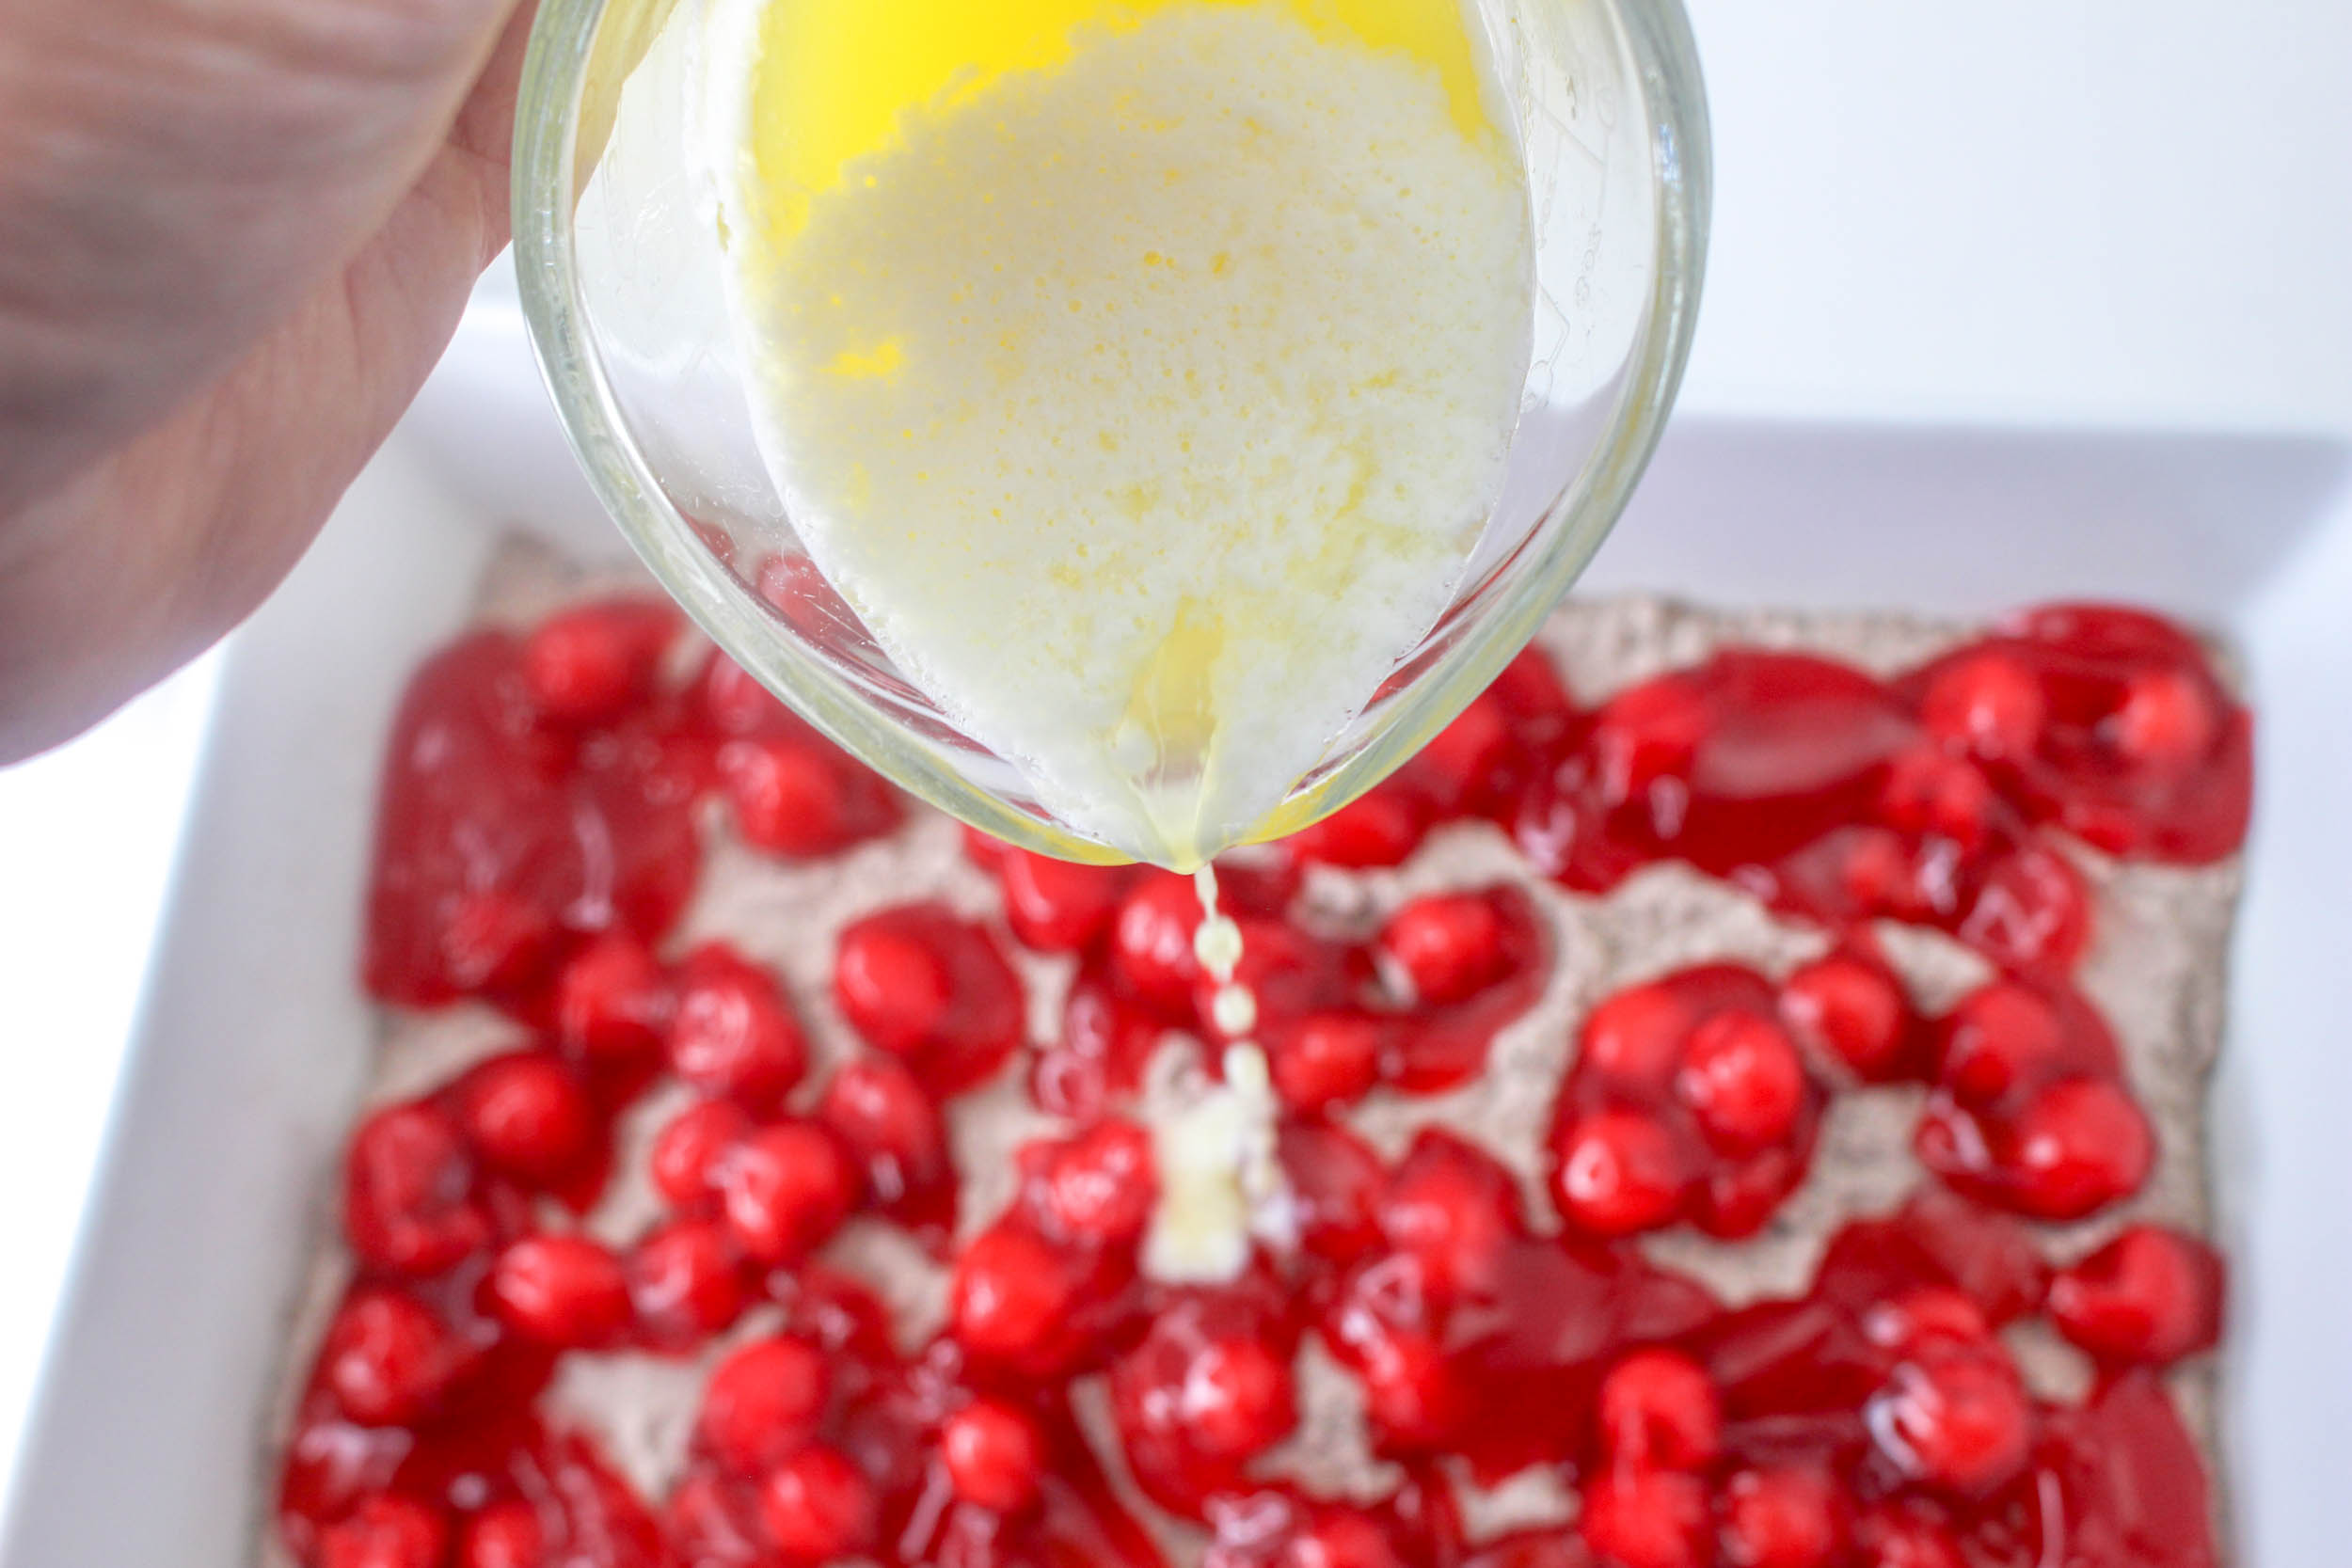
[711,3,1533,865]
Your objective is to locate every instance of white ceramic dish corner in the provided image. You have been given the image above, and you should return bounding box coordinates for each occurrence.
[4,302,2347,1567]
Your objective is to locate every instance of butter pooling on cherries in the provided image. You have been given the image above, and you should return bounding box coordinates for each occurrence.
[303,592,2242,1568]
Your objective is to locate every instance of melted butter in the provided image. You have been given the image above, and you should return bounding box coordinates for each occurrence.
[746,0,1503,241]
[1141,866,1291,1281]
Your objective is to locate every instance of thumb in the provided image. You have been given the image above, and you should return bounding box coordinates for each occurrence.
[0,0,527,509]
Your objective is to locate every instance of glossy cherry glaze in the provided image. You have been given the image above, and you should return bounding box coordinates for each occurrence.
[294,597,2241,1567]
[1500,612,2249,974]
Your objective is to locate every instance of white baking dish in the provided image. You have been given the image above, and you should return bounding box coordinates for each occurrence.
[3,300,2345,1568]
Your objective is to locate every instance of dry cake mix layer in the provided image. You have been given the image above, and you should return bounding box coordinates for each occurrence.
[266,541,2246,1568]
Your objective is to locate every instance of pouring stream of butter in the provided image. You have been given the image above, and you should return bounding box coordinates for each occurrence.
[1140,865,1292,1283]
[700,0,1535,868]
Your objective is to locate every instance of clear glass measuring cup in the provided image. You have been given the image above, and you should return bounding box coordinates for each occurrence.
[511,0,1710,866]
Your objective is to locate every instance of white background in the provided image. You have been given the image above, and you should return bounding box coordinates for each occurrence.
[1,0,2347,1498]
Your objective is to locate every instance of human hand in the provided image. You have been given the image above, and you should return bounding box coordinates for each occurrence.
[0,0,532,760]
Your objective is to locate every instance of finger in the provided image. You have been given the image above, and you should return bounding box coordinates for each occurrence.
[0,0,527,512]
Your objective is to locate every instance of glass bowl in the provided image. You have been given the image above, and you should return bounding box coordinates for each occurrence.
[512,0,1710,866]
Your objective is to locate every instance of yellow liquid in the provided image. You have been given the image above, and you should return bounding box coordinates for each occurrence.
[744,0,1502,241]
[707,0,1533,867]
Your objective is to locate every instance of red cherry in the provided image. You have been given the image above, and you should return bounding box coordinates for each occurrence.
[2047,1225,2224,1366]
[1862,1287,1993,1355]
[1410,694,1516,813]
[1878,749,1997,852]
[712,1122,855,1264]
[456,1053,596,1185]
[668,944,807,1110]
[456,1499,543,1568]
[1290,1509,1407,1568]
[758,1445,876,1561]
[627,1217,746,1347]
[1596,1347,1721,1470]
[1826,828,1927,920]
[1278,1119,1387,1264]
[319,1494,447,1568]
[343,1101,489,1277]
[1866,1346,2033,1498]
[1489,645,1579,748]
[438,889,559,995]
[2108,667,2217,766]
[1677,1012,1807,1153]
[1108,875,1206,1015]
[718,736,853,857]
[941,1398,1046,1513]
[650,1099,752,1208]
[951,1224,1077,1365]
[1209,855,1304,917]
[1958,846,2090,974]
[1720,1466,1842,1568]
[2002,1076,2154,1220]
[1934,983,2064,1105]
[1849,1506,1965,1568]
[1376,1132,1517,1302]
[1184,1336,1299,1460]
[1459,1529,1584,1568]
[486,1234,631,1348]
[699,1336,832,1474]
[1581,1468,1711,1568]
[1780,955,1909,1081]
[1580,983,1694,1088]
[1920,651,2044,761]
[1377,893,1507,1006]
[1695,1145,1810,1240]
[1593,675,1710,803]
[1292,788,1427,869]
[1890,1187,2051,1324]
[834,907,1025,1092]
[666,1468,762,1563]
[996,850,1129,951]
[1031,1119,1158,1244]
[1265,1012,1384,1113]
[553,933,672,1063]
[521,597,676,725]
[1332,1307,1460,1446]
[834,920,951,1053]
[1112,1298,1301,1507]
[693,649,789,736]
[1034,976,1164,1119]
[819,1058,948,1205]
[1550,1109,1685,1237]
[359,629,698,1008]
[960,825,1012,868]
[321,1287,457,1425]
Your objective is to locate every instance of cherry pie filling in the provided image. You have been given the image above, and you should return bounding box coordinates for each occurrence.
[283,595,2246,1568]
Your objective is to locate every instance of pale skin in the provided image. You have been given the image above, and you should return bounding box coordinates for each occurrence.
[0,0,533,762]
